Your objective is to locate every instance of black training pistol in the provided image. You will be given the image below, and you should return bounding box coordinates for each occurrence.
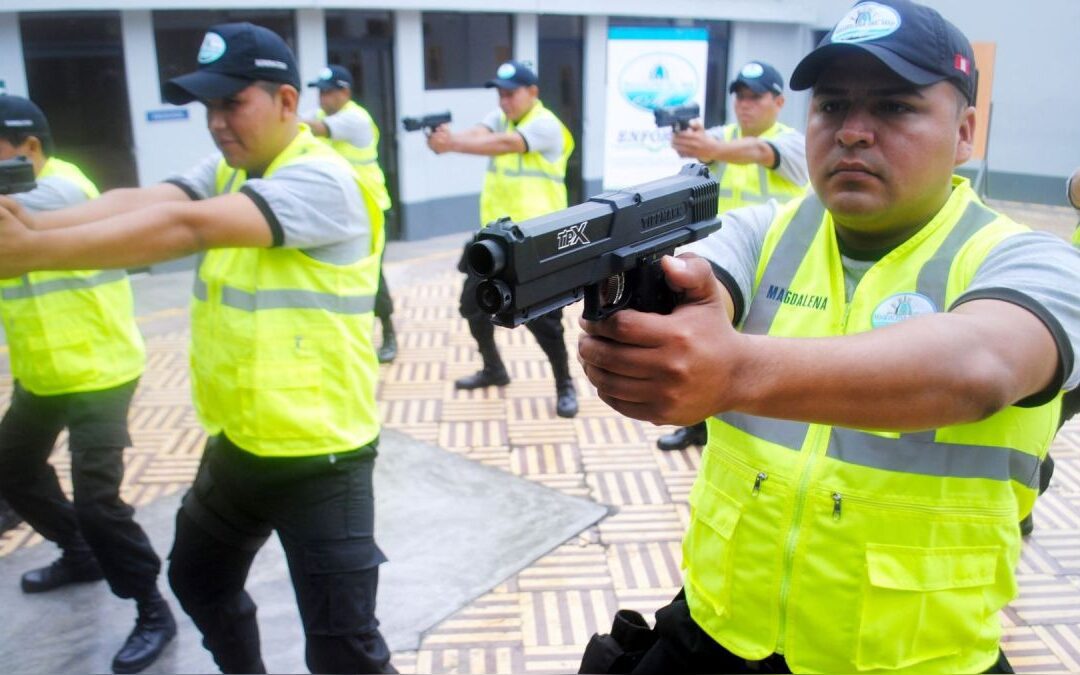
[0,156,36,195]
[402,111,452,133]
[467,162,721,328]
[653,103,700,132]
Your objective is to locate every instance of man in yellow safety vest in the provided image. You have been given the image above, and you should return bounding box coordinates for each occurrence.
[0,94,175,674]
[305,64,399,363]
[578,1,1080,672]
[0,24,394,674]
[426,60,579,418]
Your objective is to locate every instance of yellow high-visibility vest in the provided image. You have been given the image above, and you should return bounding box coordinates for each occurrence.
[686,178,1058,673]
[709,122,805,214]
[479,100,573,226]
[317,100,391,211]
[191,126,384,456]
[0,157,144,395]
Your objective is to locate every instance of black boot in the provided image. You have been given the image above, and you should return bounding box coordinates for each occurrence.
[556,381,578,418]
[656,422,708,451]
[112,591,177,674]
[455,367,510,390]
[377,319,398,364]
[456,333,510,390]
[21,550,104,593]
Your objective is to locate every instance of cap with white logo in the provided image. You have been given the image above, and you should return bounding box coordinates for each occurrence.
[163,22,301,105]
[791,0,977,104]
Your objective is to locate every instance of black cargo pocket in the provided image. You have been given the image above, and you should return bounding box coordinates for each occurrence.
[302,538,387,636]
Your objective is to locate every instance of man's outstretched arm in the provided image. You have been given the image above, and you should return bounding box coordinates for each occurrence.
[0,191,273,277]
[0,183,193,231]
[579,255,1060,431]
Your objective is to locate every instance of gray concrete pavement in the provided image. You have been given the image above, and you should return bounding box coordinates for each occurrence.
[0,429,607,674]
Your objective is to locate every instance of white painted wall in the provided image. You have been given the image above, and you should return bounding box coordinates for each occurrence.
[295,8,327,119]
[513,13,538,68]
[0,15,27,97]
[727,21,818,133]
[120,9,214,187]
[581,14,608,187]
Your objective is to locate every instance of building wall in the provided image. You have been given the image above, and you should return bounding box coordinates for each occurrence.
[4,1,1076,242]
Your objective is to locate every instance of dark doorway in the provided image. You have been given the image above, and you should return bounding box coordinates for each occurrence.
[325,10,400,239]
[20,12,137,191]
[538,15,585,206]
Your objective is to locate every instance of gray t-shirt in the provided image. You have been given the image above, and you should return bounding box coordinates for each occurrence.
[168,150,371,264]
[13,170,90,212]
[682,199,1080,393]
[705,123,809,187]
[481,107,564,164]
[321,106,374,150]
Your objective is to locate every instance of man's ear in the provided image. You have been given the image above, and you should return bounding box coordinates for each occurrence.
[278,85,299,117]
[954,105,976,167]
[775,93,786,109]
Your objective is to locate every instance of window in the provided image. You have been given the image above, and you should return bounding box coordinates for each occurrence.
[422,13,512,89]
[152,10,296,103]
[610,17,731,128]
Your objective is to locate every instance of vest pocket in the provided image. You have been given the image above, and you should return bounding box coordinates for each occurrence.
[236,359,329,441]
[25,328,97,390]
[855,544,1000,670]
[683,478,743,619]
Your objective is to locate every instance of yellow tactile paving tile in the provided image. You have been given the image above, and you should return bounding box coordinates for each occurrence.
[2,252,1080,673]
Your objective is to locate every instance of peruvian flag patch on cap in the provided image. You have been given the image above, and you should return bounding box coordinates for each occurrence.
[954,54,971,75]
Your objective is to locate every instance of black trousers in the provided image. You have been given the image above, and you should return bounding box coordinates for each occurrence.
[168,434,393,674]
[374,257,393,323]
[459,272,570,378]
[0,379,161,599]
[628,591,1014,674]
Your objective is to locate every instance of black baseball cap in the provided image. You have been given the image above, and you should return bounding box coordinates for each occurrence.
[485,61,538,90]
[163,22,301,105]
[729,61,785,96]
[790,0,977,104]
[308,65,353,91]
[0,95,50,137]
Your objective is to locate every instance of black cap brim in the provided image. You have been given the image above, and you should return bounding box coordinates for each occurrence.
[484,79,526,90]
[163,71,254,105]
[790,43,944,92]
[728,79,772,95]
[307,81,336,90]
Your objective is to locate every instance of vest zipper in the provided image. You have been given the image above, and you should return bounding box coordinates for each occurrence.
[776,425,827,653]
[752,472,768,495]
[832,493,842,520]
[832,491,1012,519]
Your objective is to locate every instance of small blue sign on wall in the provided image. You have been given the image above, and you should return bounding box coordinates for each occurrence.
[146,109,189,123]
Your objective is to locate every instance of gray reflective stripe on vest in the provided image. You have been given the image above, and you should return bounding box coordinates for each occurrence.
[914,199,998,310]
[223,170,240,194]
[712,159,772,203]
[741,196,826,335]
[828,426,1041,487]
[2,269,126,300]
[349,158,378,166]
[713,411,809,450]
[486,155,564,183]
[192,276,374,314]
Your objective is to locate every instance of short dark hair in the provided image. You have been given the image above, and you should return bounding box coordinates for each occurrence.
[253,80,283,96]
[0,128,53,157]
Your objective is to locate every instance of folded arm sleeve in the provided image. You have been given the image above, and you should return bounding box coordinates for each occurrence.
[951,231,1080,400]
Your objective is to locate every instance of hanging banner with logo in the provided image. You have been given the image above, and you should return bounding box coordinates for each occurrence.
[603,26,709,190]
